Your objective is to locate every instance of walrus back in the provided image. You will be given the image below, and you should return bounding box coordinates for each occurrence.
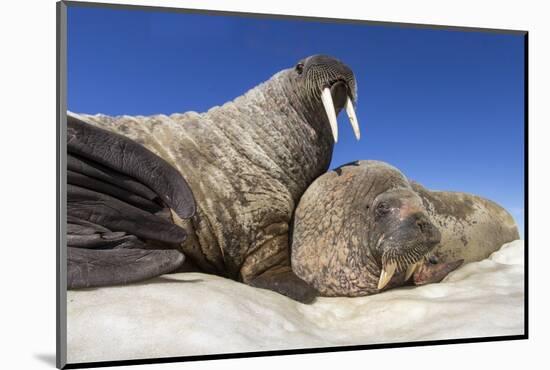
[411,182,520,264]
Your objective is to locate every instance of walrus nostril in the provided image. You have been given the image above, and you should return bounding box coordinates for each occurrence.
[416,219,428,233]
[416,218,439,241]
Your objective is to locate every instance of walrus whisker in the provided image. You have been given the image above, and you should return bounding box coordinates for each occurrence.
[376,234,385,248]
[380,243,431,282]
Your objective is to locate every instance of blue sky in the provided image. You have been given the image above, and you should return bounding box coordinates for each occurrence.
[67,6,525,237]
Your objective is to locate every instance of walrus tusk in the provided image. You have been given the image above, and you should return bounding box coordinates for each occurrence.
[345,96,360,140]
[405,260,423,281]
[377,261,397,290]
[321,87,339,143]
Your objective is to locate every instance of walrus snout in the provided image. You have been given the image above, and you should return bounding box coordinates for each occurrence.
[377,212,441,290]
[413,213,441,246]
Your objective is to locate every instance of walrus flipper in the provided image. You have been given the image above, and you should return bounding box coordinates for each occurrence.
[68,247,185,289]
[67,113,196,219]
[66,114,196,288]
[249,266,319,304]
[412,259,464,286]
[67,184,188,244]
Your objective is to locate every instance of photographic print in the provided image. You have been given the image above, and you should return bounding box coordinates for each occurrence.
[57,1,526,368]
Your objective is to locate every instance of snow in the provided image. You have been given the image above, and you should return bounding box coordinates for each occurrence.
[67,240,525,364]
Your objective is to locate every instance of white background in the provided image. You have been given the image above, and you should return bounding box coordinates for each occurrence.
[0,0,546,369]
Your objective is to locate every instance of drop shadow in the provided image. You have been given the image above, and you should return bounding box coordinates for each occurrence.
[34,353,56,367]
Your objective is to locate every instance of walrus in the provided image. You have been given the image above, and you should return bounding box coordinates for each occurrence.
[66,54,361,303]
[291,160,519,296]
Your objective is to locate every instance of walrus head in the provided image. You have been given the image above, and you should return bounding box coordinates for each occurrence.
[278,54,360,143]
[370,186,441,290]
[297,55,359,142]
[291,160,441,297]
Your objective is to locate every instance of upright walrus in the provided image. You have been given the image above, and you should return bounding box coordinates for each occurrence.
[67,55,361,303]
[291,160,519,297]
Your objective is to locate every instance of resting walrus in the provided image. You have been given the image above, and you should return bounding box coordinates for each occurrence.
[291,160,519,296]
[67,55,361,303]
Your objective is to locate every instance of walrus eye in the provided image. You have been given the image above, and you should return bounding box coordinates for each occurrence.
[375,202,390,217]
[295,63,304,75]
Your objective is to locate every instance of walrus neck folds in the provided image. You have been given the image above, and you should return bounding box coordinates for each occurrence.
[204,69,335,199]
[181,70,338,279]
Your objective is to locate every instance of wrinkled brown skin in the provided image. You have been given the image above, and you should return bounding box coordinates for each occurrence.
[410,181,520,266]
[291,160,519,297]
[71,55,357,303]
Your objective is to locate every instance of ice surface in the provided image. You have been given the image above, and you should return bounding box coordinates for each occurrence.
[67,240,524,364]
